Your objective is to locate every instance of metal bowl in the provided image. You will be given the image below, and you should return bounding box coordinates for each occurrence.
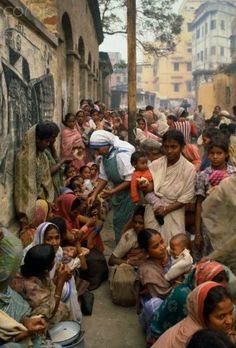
[48,321,81,346]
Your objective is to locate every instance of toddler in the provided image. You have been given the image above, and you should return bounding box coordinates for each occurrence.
[164,233,193,282]
[62,243,87,271]
[79,165,94,193]
[130,151,164,225]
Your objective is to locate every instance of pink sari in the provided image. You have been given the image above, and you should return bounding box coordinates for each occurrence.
[61,126,85,170]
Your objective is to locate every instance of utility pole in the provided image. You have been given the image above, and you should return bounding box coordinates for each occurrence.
[127,0,136,145]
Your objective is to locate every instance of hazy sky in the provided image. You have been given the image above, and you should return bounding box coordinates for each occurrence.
[99,0,183,62]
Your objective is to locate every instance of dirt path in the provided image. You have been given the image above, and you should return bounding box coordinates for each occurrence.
[82,211,146,348]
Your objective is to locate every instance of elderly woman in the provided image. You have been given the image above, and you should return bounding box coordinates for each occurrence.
[88,130,136,242]
[152,282,235,348]
[140,129,196,245]
[0,228,46,347]
[14,122,55,227]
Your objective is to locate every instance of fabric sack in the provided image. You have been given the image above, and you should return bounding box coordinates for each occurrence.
[81,290,94,316]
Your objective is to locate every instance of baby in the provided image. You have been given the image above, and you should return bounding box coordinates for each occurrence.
[62,243,87,271]
[130,151,164,225]
[165,233,193,282]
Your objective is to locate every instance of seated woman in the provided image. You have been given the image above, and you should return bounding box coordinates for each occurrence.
[23,221,82,322]
[152,282,235,348]
[137,229,172,342]
[150,260,229,343]
[0,229,46,347]
[53,193,108,290]
[108,206,147,306]
[11,244,70,324]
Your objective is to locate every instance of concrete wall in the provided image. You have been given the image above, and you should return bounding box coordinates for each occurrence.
[197,71,236,116]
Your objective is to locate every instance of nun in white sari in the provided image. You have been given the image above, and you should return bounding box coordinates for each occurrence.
[23,222,82,321]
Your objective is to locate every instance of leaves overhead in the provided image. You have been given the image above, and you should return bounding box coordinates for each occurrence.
[98,0,183,56]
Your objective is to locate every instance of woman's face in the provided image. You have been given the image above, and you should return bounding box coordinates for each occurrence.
[206,298,234,335]
[163,139,182,163]
[132,214,144,233]
[95,146,110,156]
[77,112,85,126]
[36,138,50,151]
[148,234,166,260]
[66,116,76,129]
[208,146,227,169]
[137,120,146,131]
[44,228,61,252]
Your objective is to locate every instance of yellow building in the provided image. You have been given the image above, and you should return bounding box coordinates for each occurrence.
[141,0,204,108]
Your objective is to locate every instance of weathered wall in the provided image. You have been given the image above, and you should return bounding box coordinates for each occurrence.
[0,0,58,227]
[197,71,236,117]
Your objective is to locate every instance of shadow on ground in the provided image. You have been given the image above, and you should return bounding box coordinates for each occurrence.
[82,211,146,348]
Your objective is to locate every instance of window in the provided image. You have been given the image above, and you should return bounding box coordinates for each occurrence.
[220,47,224,56]
[211,46,216,55]
[186,81,192,92]
[197,29,200,39]
[205,23,208,34]
[116,76,121,83]
[187,48,192,53]
[211,20,216,30]
[173,62,179,71]
[187,62,192,71]
[197,53,200,61]
[205,48,208,60]
[221,20,225,30]
[174,83,180,92]
[201,51,204,61]
[187,23,192,32]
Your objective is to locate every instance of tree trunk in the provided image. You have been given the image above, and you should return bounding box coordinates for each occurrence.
[127,0,136,146]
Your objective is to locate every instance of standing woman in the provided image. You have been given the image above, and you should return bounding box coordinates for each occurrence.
[88,130,136,242]
[15,123,55,227]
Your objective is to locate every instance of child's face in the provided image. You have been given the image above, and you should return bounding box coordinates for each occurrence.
[92,112,100,123]
[208,146,227,169]
[113,118,121,130]
[63,246,77,258]
[170,240,185,259]
[90,165,98,177]
[76,112,85,126]
[135,157,148,171]
[66,116,76,129]
[67,167,76,178]
[202,135,210,149]
[81,167,91,179]
[132,214,144,233]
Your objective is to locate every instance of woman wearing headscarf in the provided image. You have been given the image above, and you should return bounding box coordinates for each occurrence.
[22,222,82,321]
[88,130,136,242]
[0,228,46,347]
[151,282,234,348]
[14,123,55,227]
[150,260,228,343]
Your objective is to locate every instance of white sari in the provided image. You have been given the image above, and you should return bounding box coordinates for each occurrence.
[148,155,196,245]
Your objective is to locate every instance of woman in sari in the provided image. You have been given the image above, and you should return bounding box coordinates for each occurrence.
[150,260,229,343]
[136,117,161,144]
[23,222,82,321]
[14,123,55,227]
[152,282,234,348]
[141,129,196,245]
[0,228,46,347]
[88,130,136,242]
[137,229,172,342]
[61,113,86,171]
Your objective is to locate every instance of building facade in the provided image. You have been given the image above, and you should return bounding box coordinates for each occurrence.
[0,0,110,227]
[141,0,204,109]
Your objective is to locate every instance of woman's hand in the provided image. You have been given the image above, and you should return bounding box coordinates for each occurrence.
[58,264,72,281]
[154,206,168,217]
[22,316,47,335]
[101,188,114,199]
[87,193,97,207]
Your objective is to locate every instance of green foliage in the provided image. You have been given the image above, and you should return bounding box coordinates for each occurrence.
[98,0,183,56]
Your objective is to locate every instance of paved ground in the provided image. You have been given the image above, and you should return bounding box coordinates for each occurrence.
[83,211,146,348]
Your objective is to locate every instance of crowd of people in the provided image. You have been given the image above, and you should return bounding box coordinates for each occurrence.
[1,99,236,347]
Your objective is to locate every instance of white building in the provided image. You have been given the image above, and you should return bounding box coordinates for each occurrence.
[191,1,236,74]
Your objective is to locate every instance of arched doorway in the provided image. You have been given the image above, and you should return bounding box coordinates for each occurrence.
[78,36,86,100]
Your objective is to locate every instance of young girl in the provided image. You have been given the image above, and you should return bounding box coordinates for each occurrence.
[195,136,236,258]
[61,113,86,170]
[79,165,94,193]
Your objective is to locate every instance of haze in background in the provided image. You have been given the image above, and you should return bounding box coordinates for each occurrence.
[99,0,183,62]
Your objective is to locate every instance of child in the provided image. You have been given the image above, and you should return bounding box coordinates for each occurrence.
[164,233,193,282]
[64,164,77,186]
[130,151,164,225]
[87,163,99,185]
[200,128,221,170]
[79,165,94,193]
[62,243,87,271]
[195,135,236,257]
